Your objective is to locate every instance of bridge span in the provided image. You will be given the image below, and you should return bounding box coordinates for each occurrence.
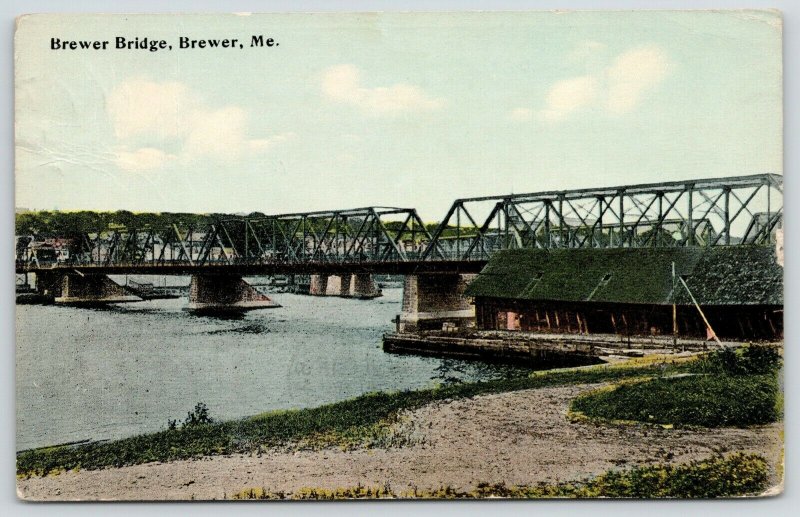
[16,174,783,325]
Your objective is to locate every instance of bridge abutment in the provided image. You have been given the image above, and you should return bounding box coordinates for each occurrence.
[399,273,477,332]
[188,275,280,311]
[35,271,141,304]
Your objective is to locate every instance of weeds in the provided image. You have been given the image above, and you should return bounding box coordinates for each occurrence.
[167,403,215,431]
[231,453,769,499]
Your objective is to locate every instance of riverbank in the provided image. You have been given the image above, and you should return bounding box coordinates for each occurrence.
[17,351,784,500]
[17,379,781,500]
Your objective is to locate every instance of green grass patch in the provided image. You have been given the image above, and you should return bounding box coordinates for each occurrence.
[231,453,769,499]
[571,372,780,428]
[17,359,692,476]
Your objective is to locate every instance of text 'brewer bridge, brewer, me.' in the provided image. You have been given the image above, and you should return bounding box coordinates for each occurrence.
[16,174,783,318]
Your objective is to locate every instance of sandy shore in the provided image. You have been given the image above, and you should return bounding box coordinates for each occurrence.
[18,383,783,501]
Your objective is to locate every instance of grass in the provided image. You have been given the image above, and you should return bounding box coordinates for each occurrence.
[17,358,693,477]
[231,452,769,499]
[572,345,783,428]
[571,373,780,428]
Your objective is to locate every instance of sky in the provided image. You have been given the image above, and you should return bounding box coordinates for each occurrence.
[14,11,783,222]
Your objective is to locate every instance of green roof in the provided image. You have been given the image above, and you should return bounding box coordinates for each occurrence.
[464,246,782,306]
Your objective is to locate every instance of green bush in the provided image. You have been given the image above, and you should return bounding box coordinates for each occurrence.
[742,345,782,374]
[692,345,782,376]
[572,372,780,427]
[183,403,214,428]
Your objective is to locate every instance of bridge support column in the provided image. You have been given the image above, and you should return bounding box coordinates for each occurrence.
[348,274,382,299]
[309,273,381,298]
[309,274,328,295]
[399,274,477,332]
[188,275,280,311]
[35,271,142,304]
[324,274,347,296]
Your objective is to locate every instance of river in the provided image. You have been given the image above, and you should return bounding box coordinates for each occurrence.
[16,287,531,451]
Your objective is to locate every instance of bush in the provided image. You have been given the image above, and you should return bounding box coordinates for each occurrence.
[183,403,214,428]
[571,373,780,427]
[742,345,782,374]
[692,345,781,376]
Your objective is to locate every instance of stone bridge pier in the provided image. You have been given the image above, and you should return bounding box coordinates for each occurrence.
[188,274,280,311]
[398,274,477,332]
[309,274,382,299]
[35,271,141,304]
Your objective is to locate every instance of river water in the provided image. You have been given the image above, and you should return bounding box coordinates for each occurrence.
[16,288,531,451]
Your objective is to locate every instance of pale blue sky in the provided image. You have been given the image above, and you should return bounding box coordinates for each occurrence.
[15,11,782,220]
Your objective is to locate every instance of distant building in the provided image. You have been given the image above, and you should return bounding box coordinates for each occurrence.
[465,247,783,341]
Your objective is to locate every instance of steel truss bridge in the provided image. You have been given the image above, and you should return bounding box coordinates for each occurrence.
[16,174,783,275]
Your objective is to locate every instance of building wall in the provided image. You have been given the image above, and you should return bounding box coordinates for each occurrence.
[475,297,782,341]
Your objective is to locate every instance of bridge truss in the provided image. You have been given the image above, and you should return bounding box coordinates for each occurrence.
[16,174,782,272]
[422,174,783,261]
[32,207,432,269]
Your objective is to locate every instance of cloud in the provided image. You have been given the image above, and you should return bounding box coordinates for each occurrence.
[540,76,599,122]
[321,64,444,115]
[605,46,670,114]
[533,44,671,123]
[113,147,176,172]
[107,79,193,140]
[106,78,292,171]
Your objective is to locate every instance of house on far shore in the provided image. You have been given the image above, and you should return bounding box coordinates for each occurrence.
[464,246,783,341]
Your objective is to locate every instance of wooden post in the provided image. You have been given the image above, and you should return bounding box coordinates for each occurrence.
[678,276,723,348]
[672,262,678,352]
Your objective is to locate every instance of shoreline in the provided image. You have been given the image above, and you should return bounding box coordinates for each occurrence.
[16,350,785,500]
[17,381,782,501]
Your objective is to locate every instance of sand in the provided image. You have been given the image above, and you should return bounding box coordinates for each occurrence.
[17,383,783,501]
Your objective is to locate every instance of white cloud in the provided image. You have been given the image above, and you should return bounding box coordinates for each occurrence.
[605,45,670,114]
[107,79,193,140]
[508,107,533,122]
[113,147,175,172]
[106,78,292,171]
[540,76,599,122]
[535,44,671,122]
[321,64,444,115]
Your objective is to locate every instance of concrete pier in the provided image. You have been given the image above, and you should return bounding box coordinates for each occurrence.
[188,274,280,311]
[309,274,328,295]
[398,274,477,332]
[35,271,141,304]
[309,274,382,299]
[349,273,381,299]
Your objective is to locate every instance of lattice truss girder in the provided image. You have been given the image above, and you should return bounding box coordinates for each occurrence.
[67,207,431,266]
[21,175,782,267]
[421,174,783,261]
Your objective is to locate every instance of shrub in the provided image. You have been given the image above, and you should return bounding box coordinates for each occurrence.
[742,345,782,374]
[183,403,214,428]
[691,345,782,376]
